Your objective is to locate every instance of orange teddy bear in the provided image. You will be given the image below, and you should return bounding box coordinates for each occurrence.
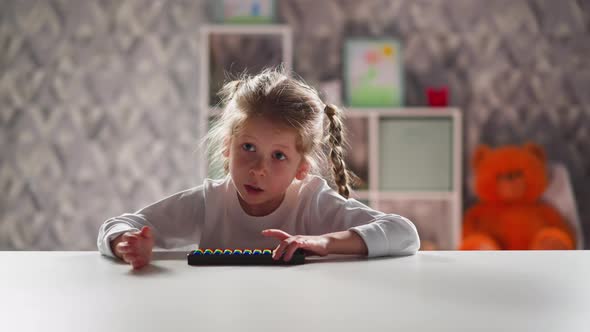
[460,143,576,250]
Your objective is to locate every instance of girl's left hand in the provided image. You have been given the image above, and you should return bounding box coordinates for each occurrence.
[261,229,329,261]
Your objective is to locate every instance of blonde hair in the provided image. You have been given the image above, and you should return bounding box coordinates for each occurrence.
[205,67,356,198]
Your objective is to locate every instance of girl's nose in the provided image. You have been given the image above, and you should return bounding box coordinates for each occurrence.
[249,158,267,177]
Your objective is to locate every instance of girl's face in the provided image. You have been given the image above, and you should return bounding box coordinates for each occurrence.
[225,116,309,216]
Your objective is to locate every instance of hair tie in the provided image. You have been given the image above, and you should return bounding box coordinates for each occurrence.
[324,104,336,117]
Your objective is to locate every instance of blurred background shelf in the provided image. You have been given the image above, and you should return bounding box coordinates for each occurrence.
[345,108,462,250]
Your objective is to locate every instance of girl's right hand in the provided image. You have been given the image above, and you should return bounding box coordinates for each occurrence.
[111,226,154,269]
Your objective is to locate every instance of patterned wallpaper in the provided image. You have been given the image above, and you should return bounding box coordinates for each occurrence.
[1,0,589,250]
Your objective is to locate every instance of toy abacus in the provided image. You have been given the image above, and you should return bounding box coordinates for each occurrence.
[187,248,305,266]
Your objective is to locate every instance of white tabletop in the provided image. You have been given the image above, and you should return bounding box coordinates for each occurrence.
[1,251,589,332]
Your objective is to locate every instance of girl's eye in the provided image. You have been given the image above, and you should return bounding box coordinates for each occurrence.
[273,152,286,161]
[242,143,255,152]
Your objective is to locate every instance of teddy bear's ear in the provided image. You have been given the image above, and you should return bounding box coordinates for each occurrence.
[472,144,491,169]
[524,142,546,162]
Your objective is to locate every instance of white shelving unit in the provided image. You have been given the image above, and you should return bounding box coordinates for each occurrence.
[345,108,462,250]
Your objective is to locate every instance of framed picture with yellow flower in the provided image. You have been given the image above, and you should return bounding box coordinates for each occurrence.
[343,39,404,107]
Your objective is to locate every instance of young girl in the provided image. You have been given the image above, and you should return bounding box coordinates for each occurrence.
[97,68,420,269]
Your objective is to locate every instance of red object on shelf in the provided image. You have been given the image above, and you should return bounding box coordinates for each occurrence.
[427,87,449,107]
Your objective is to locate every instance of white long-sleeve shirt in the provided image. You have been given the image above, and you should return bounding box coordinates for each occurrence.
[97,175,420,258]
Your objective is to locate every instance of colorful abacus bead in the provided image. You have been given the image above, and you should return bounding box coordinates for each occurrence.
[187,247,305,265]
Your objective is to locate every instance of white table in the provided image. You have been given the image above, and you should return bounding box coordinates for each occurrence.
[1,251,589,332]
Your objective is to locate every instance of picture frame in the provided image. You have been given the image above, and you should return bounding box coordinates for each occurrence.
[343,39,404,107]
[213,0,276,24]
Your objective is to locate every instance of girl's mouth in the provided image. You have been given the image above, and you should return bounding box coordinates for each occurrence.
[245,184,264,194]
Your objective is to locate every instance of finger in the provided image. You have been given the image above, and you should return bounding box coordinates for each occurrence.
[122,252,139,261]
[124,236,139,246]
[261,229,291,241]
[122,253,140,264]
[116,242,136,254]
[128,255,149,269]
[122,232,140,242]
[131,259,148,270]
[140,226,153,239]
[138,241,154,257]
[272,240,291,260]
[283,241,302,262]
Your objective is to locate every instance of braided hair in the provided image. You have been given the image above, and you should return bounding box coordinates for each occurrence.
[324,104,354,198]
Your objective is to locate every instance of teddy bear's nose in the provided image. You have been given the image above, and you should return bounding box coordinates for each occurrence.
[498,170,524,181]
[508,170,523,180]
